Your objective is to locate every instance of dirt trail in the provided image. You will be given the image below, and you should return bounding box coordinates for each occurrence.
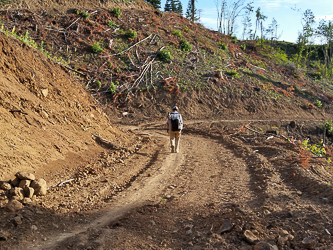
[4,119,333,249]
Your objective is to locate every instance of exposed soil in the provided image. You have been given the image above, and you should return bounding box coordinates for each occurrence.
[2,2,333,250]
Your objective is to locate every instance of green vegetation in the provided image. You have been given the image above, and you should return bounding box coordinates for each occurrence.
[111,7,122,18]
[315,99,322,107]
[183,26,189,32]
[172,29,182,38]
[302,139,326,157]
[321,120,333,134]
[226,69,240,78]
[310,72,322,80]
[79,11,90,20]
[106,20,119,28]
[180,40,191,51]
[218,42,228,50]
[126,29,137,39]
[231,36,237,43]
[92,42,104,53]
[110,82,116,94]
[157,49,173,62]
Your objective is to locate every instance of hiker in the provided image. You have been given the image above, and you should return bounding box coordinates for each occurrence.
[166,106,183,153]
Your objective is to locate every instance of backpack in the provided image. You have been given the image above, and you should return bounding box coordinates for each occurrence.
[170,113,181,131]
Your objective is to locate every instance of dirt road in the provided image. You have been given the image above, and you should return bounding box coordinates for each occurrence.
[12,120,329,250]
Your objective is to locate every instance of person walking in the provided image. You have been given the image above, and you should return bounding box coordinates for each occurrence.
[166,106,183,153]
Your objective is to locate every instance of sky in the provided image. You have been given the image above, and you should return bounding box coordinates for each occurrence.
[159,0,333,44]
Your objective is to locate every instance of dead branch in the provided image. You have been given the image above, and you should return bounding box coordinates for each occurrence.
[108,34,153,57]
[65,17,81,30]
[91,132,117,148]
[245,126,261,134]
[57,178,75,187]
[57,62,87,76]
[311,165,330,182]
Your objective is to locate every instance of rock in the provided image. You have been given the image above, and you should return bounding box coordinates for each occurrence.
[0,230,9,241]
[30,179,47,196]
[19,179,31,189]
[218,220,233,234]
[15,172,35,181]
[244,230,258,244]
[22,197,32,205]
[147,235,152,240]
[149,220,156,226]
[31,225,38,231]
[10,177,20,187]
[10,187,25,200]
[300,237,316,249]
[24,187,35,199]
[41,88,48,97]
[13,216,22,226]
[254,241,278,250]
[6,200,23,212]
[0,182,11,191]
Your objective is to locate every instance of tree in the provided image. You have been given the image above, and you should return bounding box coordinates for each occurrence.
[266,18,278,44]
[165,0,183,14]
[241,2,253,40]
[145,0,161,9]
[253,8,266,40]
[186,0,199,22]
[317,20,333,74]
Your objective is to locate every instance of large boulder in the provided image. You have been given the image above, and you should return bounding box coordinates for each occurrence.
[30,179,47,196]
[15,172,35,181]
[10,177,20,187]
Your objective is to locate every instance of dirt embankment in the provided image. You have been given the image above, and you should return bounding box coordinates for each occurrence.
[0,31,134,181]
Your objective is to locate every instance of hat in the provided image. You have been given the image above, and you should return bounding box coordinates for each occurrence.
[172,106,178,110]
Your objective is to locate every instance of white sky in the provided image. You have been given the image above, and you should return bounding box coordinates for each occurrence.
[160,0,333,43]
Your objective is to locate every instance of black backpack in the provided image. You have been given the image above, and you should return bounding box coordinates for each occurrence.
[170,113,180,131]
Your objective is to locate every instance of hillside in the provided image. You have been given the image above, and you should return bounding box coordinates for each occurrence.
[1,0,333,249]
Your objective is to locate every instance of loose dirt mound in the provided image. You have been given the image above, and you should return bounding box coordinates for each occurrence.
[0,31,128,181]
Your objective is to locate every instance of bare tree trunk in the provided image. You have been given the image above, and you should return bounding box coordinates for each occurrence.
[191,0,195,22]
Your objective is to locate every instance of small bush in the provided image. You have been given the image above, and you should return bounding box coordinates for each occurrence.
[106,20,119,28]
[157,50,173,62]
[218,42,227,50]
[172,29,182,37]
[97,81,102,88]
[80,11,90,20]
[293,74,300,79]
[310,72,322,80]
[322,120,333,134]
[126,29,137,39]
[92,42,104,53]
[231,36,237,43]
[240,44,246,50]
[226,69,239,78]
[112,8,122,18]
[180,40,192,51]
[110,82,116,94]
[183,26,189,32]
[315,100,322,108]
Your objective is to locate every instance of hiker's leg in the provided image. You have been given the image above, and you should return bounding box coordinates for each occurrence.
[175,132,181,153]
[169,131,175,152]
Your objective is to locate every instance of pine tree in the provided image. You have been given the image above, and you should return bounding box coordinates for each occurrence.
[165,0,183,14]
[164,0,172,12]
[145,0,161,9]
[186,0,199,22]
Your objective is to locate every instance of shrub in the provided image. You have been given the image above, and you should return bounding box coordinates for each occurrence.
[110,82,116,94]
[310,72,322,80]
[183,26,189,32]
[106,20,119,28]
[231,36,237,43]
[157,50,173,62]
[226,69,239,78]
[180,40,192,51]
[112,8,122,18]
[315,100,322,108]
[126,29,137,39]
[240,44,246,50]
[80,11,90,20]
[293,74,300,79]
[172,29,182,37]
[322,120,333,134]
[92,42,104,53]
[218,42,227,50]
